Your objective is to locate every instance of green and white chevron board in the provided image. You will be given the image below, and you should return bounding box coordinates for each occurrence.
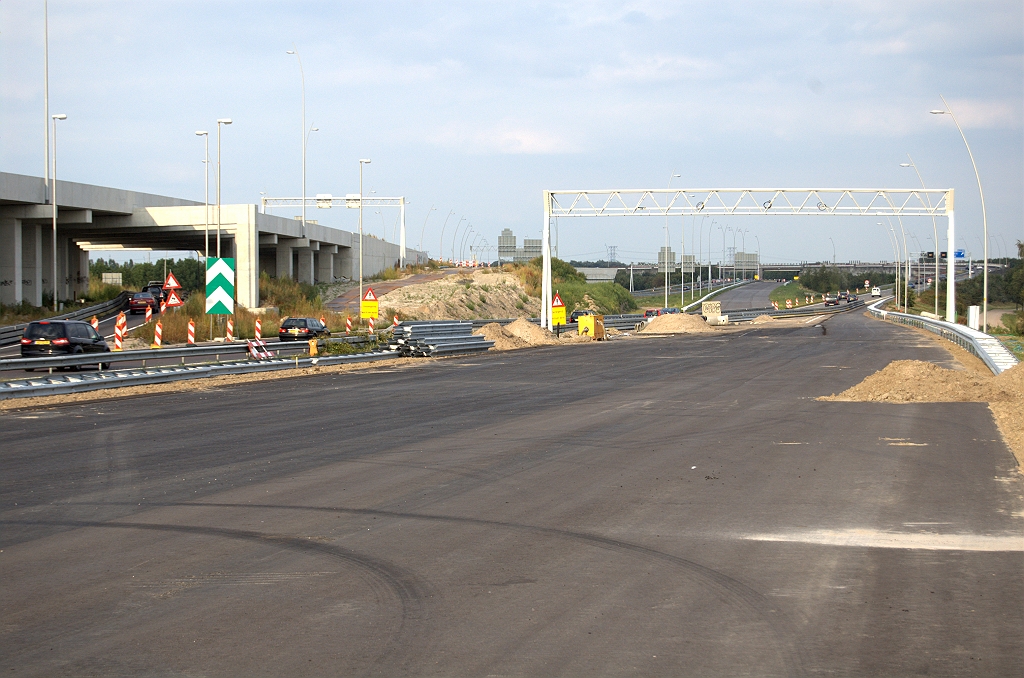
[205,257,235,315]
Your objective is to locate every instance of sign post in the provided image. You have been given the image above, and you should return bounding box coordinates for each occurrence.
[360,287,379,321]
[551,293,566,328]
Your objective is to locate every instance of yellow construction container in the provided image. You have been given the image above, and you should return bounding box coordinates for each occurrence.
[577,314,606,340]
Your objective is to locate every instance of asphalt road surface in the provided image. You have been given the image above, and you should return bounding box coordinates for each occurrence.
[2,311,1022,676]
[713,280,783,311]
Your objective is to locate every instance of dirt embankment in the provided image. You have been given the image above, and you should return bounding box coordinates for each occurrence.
[822,360,1024,468]
[474,318,597,351]
[379,270,538,321]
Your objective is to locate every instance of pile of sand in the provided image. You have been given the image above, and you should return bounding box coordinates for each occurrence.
[640,313,715,334]
[474,322,528,351]
[505,318,560,345]
[378,270,538,321]
[751,315,776,324]
[822,360,1024,466]
[605,327,622,336]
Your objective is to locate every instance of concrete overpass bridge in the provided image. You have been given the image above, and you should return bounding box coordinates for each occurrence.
[0,173,424,309]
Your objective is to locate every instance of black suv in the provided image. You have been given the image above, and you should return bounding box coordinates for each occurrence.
[569,309,595,323]
[21,320,111,368]
[278,317,331,341]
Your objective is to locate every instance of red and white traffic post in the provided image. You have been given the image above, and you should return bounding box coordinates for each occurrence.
[187,319,196,345]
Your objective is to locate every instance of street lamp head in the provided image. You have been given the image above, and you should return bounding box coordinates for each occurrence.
[310,127,319,132]
[930,110,947,115]
[286,50,296,54]
[52,113,66,120]
[217,118,232,125]
[195,130,208,136]
[899,163,911,167]
[360,158,371,164]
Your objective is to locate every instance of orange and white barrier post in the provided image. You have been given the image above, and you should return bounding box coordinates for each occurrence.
[187,319,196,345]
[254,317,262,341]
[113,322,123,350]
[393,314,399,328]
[368,317,375,335]
[145,305,152,323]
[319,314,326,326]
[152,321,163,348]
[160,300,167,314]
[772,301,779,310]
[90,316,99,331]
[345,317,352,334]
[226,318,234,342]
[785,299,793,309]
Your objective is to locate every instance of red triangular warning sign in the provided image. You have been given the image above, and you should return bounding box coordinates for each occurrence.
[163,272,182,290]
[551,293,565,308]
[165,290,184,307]
[362,287,377,302]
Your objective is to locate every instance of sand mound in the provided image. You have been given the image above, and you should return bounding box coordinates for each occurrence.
[751,315,775,324]
[605,327,622,336]
[378,270,538,321]
[822,359,1024,467]
[474,322,528,351]
[640,313,714,334]
[505,318,560,345]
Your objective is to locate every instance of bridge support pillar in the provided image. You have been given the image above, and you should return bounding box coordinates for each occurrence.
[317,245,337,283]
[0,217,23,305]
[22,223,42,307]
[296,249,314,285]
[276,242,293,280]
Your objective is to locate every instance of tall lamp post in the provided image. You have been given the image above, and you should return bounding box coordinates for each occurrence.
[900,155,940,317]
[195,131,209,263]
[215,118,232,257]
[451,217,466,263]
[50,113,66,311]
[879,222,900,305]
[438,210,455,262]
[828,237,836,266]
[418,205,436,253]
[932,96,987,328]
[754,235,761,280]
[286,48,309,238]
[358,158,371,304]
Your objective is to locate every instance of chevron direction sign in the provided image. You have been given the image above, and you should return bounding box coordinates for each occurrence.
[206,257,235,315]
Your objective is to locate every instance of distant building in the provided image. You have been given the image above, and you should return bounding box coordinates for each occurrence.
[498,228,516,262]
[522,238,542,262]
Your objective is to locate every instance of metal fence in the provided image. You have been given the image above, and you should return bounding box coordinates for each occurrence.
[0,292,131,347]
[867,299,1019,375]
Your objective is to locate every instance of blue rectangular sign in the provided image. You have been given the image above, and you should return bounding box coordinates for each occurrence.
[954,249,966,259]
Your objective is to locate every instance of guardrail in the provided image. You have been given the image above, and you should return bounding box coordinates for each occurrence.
[867,298,1019,375]
[0,292,131,347]
[0,350,399,401]
[0,335,374,373]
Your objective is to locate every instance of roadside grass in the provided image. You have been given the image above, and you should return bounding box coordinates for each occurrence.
[769,281,818,305]
[0,277,129,326]
[506,258,637,314]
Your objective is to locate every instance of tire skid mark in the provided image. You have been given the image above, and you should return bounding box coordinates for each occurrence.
[2,519,433,676]
[57,502,809,676]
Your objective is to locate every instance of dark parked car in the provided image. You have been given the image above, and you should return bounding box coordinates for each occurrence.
[644,309,660,318]
[144,282,167,304]
[20,320,110,369]
[660,307,680,314]
[278,317,331,341]
[846,294,858,302]
[129,292,159,314]
[570,309,595,323]
[824,295,840,307]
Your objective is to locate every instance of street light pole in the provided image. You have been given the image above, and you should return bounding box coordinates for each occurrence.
[286,48,307,238]
[419,205,436,253]
[901,155,941,317]
[754,235,761,280]
[359,159,371,305]
[50,113,66,312]
[932,96,987,329]
[829,237,835,266]
[879,222,900,305]
[438,210,455,263]
[43,0,50,197]
[215,118,232,258]
[451,217,466,262]
[196,131,209,264]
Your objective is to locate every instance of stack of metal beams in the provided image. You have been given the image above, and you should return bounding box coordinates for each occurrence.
[388,321,494,357]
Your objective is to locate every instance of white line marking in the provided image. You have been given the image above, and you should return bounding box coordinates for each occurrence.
[742,528,1024,552]
[804,314,826,324]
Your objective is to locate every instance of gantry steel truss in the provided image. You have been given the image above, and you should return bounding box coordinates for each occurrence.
[540,188,956,329]
[262,195,408,266]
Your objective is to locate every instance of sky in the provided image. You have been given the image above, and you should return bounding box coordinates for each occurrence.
[2,0,1022,266]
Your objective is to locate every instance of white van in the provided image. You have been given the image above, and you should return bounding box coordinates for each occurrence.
[871,286,881,297]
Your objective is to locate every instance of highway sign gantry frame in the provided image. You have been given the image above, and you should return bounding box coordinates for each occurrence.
[539,187,957,329]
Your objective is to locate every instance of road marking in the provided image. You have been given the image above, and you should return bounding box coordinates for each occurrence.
[804,315,826,324]
[742,528,1024,552]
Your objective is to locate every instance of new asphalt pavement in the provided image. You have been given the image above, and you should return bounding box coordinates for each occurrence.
[1,310,1021,676]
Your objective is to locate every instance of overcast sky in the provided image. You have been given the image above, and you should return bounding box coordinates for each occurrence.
[2,0,1021,265]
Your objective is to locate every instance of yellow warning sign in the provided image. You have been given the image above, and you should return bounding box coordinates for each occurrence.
[551,292,566,326]
[360,287,379,320]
